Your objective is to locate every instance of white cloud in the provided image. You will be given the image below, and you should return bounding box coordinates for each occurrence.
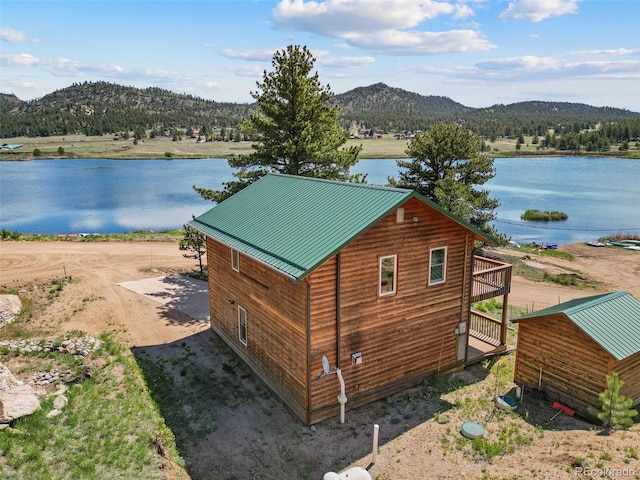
[272,0,491,54]
[474,55,640,81]
[226,64,265,77]
[566,48,640,57]
[499,0,580,23]
[317,55,375,67]
[344,29,494,55]
[273,0,459,35]
[219,48,278,61]
[1,53,42,66]
[0,27,40,43]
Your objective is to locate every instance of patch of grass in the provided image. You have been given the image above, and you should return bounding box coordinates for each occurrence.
[473,298,503,314]
[541,272,595,288]
[521,209,568,222]
[0,335,185,480]
[517,244,574,261]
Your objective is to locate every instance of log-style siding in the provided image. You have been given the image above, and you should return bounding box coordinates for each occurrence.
[307,198,474,422]
[615,352,640,407]
[514,313,640,417]
[206,238,309,421]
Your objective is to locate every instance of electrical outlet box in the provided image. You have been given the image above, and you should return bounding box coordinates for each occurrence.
[351,352,362,365]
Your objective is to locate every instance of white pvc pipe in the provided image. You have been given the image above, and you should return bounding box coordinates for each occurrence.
[336,368,347,424]
[371,424,379,465]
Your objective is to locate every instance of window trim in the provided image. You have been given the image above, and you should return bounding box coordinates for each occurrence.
[231,249,240,272]
[429,246,447,285]
[238,306,247,346]
[379,254,398,297]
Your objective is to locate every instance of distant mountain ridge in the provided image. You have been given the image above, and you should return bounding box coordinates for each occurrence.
[1,81,638,138]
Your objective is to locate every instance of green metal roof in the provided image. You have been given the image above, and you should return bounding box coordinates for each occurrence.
[189,173,492,280]
[513,290,640,361]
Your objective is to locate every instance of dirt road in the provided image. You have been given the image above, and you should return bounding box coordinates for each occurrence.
[0,240,209,346]
[2,239,639,345]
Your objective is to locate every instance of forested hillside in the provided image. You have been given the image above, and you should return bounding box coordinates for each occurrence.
[1,81,639,150]
[0,82,252,138]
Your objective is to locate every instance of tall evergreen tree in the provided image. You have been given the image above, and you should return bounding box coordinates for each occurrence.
[194,45,362,203]
[389,123,501,239]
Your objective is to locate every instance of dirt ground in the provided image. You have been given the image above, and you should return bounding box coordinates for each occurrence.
[1,240,639,479]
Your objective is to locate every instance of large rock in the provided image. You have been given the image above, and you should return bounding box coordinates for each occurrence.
[0,362,41,423]
[0,294,22,327]
[0,384,41,423]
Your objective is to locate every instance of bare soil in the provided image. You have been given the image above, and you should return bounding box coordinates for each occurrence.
[1,240,639,479]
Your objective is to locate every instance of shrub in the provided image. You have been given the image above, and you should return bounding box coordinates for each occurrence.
[521,209,568,221]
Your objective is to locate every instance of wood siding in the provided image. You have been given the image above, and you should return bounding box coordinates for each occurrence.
[206,238,309,421]
[514,313,640,417]
[307,198,475,422]
[615,352,640,407]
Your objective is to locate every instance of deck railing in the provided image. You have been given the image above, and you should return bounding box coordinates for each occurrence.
[469,310,502,346]
[472,256,512,303]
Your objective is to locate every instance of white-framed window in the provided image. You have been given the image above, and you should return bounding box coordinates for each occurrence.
[379,254,397,296]
[238,306,247,346]
[231,249,240,272]
[429,247,447,285]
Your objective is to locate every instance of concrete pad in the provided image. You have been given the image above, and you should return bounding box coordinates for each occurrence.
[119,275,210,323]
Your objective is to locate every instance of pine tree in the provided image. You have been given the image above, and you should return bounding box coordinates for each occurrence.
[179,224,206,275]
[588,372,638,430]
[194,45,362,203]
[389,123,502,239]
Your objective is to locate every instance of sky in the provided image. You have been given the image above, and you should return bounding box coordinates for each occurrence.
[1,0,639,111]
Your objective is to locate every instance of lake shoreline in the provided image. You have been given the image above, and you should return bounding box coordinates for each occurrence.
[2,131,639,161]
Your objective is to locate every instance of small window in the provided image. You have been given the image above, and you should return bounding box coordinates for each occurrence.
[379,255,397,296]
[429,247,447,285]
[231,249,239,272]
[238,306,247,346]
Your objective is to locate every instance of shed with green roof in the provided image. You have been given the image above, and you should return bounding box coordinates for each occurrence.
[512,290,640,418]
[190,173,504,424]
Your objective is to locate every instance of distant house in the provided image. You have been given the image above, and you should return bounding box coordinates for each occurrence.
[512,290,640,419]
[190,173,511,424]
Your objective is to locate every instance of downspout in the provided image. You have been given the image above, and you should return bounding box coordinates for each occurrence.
[463,233,474,364]
[336,253,342,368]
[336,252,347,423]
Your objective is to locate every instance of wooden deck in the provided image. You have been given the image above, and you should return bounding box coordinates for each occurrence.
[467,335,514,363]
[472,255,512,303]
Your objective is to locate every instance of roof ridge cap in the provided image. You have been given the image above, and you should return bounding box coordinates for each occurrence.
[266,172,413,194]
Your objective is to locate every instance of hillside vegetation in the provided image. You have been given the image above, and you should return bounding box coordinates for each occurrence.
[2,81,639,144]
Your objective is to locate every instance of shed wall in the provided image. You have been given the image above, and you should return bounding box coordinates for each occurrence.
[514,314,612,416]
[614,351,640,407]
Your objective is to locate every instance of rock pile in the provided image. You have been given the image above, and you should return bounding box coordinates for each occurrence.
[0,336,102,357]
[0,335,101,426]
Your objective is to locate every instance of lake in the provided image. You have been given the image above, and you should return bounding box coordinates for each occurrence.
[1,157,638,245]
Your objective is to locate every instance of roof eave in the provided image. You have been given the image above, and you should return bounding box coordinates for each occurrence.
[188,219,302,280]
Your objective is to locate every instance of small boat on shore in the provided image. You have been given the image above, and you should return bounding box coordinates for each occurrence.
[586,241,606,247]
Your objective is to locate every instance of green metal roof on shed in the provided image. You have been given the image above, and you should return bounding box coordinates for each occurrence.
[513,290,640,361]
[189,173,493,280]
